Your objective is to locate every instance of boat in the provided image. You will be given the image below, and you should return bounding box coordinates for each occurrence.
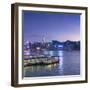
[24,55,59,66]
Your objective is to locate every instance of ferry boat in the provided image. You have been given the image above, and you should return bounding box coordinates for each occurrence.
[24,55,59,66]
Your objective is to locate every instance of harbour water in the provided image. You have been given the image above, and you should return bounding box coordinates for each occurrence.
[24,51,80,77]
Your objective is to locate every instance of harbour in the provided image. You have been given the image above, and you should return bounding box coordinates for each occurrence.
[24,51,80,77]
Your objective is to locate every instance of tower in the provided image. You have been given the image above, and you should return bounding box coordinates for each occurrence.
[42,36,45,43]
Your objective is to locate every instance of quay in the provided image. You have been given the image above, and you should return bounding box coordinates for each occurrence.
[24,56,59,66]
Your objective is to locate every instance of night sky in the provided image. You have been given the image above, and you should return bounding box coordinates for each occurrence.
[23,10,80,43]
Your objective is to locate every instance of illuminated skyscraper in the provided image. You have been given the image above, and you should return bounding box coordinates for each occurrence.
[42,36,45,43]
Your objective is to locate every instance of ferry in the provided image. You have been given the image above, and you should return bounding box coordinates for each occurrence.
[24,55,59,66]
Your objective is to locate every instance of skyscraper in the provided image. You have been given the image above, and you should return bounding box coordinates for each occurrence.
[42,36,45,43]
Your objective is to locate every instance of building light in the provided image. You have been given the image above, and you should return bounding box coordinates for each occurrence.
[58,45,63,48]
[36,47,40,50]
[26,41,29,44]
[27,45,30,48]
[24,50,30,55]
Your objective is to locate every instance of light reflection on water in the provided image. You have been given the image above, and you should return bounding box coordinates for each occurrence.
[24,51,80,77]
[59,56,64,74]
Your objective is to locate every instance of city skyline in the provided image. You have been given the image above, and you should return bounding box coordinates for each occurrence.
[23,11,80,43]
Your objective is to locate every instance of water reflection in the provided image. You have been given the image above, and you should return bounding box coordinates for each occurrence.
[24,51,80,77]
[59,56,64,74]
[58,51,63,57]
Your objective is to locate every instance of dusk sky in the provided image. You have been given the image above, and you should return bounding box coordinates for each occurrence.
[23,11,80,43]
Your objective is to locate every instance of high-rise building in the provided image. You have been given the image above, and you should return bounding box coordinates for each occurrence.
[42,36,45,43]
